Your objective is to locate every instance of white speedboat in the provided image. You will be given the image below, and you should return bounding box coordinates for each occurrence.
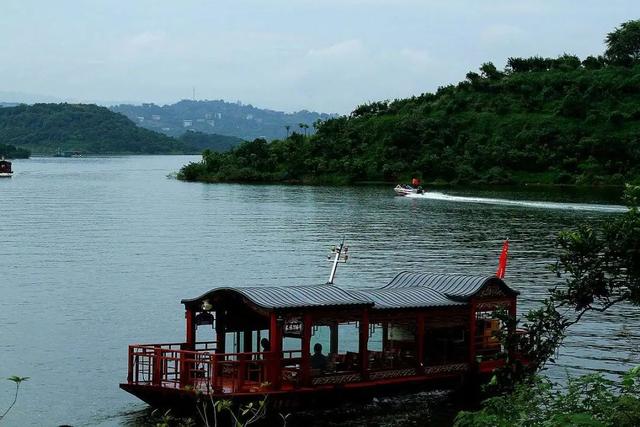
[394,184,423,196]
[0,157,12,178]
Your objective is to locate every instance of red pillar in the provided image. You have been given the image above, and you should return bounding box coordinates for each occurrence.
[359,309,370,380]
[180,309,197,388]
[185,308,196,350]
[468,301,477,363]
[127,345,134,383]
[269,312,282,389]
[416,313,425,374]
[215,310,226,354]
[301,313,312,386]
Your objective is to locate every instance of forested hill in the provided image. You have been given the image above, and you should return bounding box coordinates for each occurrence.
[0,143,30,159]
[111,99,334,141]
[0,103,192,154]
[179,21,640,186]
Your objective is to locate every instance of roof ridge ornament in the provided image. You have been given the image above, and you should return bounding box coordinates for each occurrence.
[327,238,349,284]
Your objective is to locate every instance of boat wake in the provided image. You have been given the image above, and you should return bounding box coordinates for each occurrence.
[403,191,626,213]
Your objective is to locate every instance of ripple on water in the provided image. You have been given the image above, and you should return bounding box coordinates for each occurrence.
[0,156,637,426]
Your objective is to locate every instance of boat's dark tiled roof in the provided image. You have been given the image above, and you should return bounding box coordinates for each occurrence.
[182,284,372,309]
[349,287,465,309]
[382,272,518,301]
[183,272,517,311]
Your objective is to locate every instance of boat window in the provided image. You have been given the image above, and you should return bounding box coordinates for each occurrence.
[310,325,331,355]
[283,336,301,352]
[368,323,383,352]
[475,310,503,359]
[383,320,417,369]
[425,326,467,365]
[337,322,360,354]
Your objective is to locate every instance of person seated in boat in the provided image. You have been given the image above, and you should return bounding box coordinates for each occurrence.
[310,343,328,371]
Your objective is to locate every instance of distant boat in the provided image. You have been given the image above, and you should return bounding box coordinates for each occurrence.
[0,157,13,178]
[54,149,83,158]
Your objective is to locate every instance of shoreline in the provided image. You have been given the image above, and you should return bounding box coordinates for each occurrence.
[176,175,629,190]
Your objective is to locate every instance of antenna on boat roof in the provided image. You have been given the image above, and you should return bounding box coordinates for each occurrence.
[327,237,349,284]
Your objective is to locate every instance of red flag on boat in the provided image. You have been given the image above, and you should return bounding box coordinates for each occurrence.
[496,239,509,279]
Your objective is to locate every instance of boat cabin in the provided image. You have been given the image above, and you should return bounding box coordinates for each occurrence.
[121,272,519,408]
[0,158,12,177]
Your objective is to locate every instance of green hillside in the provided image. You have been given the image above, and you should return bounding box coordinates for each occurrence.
[179,21,640,186]
[178,131,244,153]
[0,103,191,154]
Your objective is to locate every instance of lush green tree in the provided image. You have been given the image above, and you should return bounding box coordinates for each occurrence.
[458,185,640,424]
[490,185,640,390]
[455,368,640,427]
[605,19,640,66]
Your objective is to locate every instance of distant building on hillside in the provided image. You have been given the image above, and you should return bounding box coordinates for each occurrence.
[183,120,192,127]
[151,115,161,121]
[136,116,144,123]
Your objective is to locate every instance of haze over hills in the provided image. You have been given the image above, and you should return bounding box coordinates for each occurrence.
[111,100,335,141]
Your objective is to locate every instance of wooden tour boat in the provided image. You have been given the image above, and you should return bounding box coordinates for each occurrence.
[0,157,13,178]
[121,241,520,411]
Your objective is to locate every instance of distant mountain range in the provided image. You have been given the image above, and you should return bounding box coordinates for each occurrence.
[0,102,252,155]
[111,100,335,141]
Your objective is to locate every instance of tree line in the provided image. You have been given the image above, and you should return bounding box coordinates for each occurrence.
[0,143,30,159]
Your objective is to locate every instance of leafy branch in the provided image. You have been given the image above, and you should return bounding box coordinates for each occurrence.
[0,376,29,422]
[491,185,640,391]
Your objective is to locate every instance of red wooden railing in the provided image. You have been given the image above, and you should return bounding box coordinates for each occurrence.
[127,343,302,394]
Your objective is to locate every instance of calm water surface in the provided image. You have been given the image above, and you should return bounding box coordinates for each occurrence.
[0,156,637,426]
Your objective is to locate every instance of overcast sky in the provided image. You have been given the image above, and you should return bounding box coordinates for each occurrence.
[0,0,637,113]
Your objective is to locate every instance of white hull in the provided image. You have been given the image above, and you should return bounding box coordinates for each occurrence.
[394,184,422,196]
[0,172,12,178]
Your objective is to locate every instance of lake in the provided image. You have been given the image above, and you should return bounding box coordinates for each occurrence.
[0,156,636,426]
